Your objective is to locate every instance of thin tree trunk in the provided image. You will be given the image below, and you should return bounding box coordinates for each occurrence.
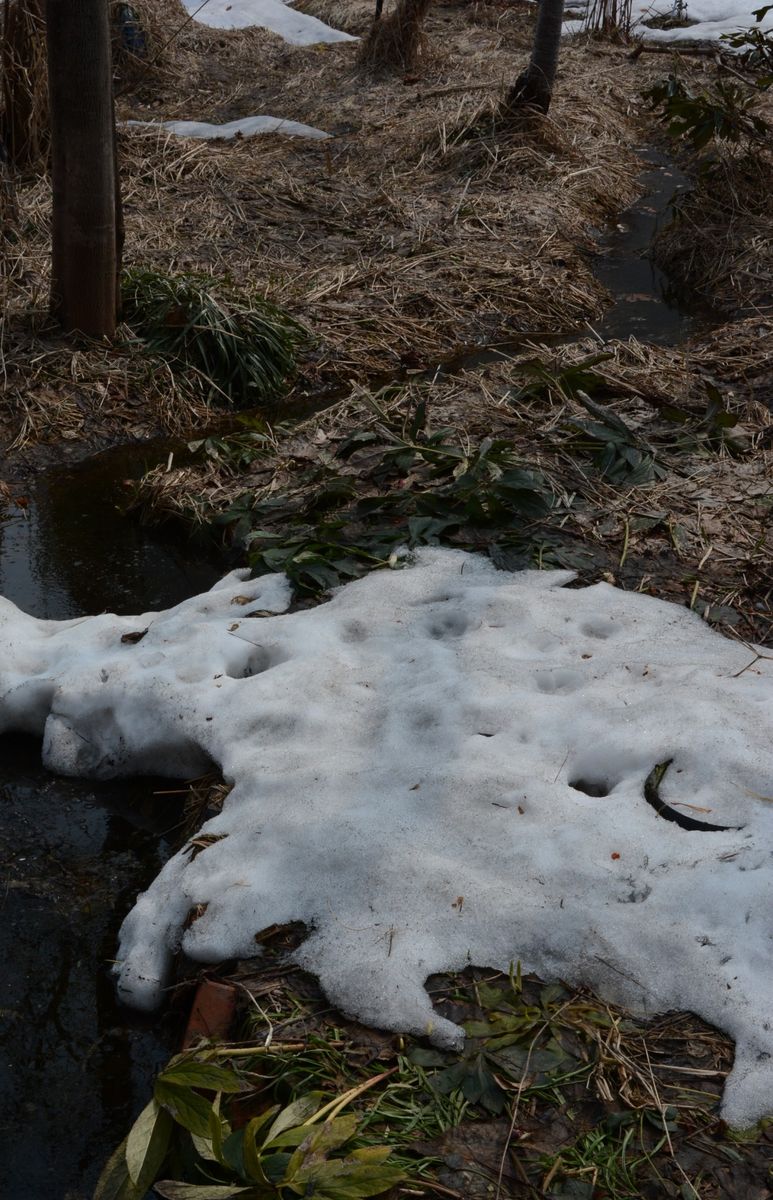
[45,0,117,337]
[503,0,565,115]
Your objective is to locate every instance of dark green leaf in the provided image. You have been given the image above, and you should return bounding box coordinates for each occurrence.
[93,1138,135,1200]
[158,1061,246,1094]
[125,1099,172,1191]
[153,1185,260,1199]
[154,1081,218,1138]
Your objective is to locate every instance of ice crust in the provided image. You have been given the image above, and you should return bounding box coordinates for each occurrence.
[1,549,772,1127]
[182,0,357,44]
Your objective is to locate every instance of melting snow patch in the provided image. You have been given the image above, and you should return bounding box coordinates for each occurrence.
[127,115,330,141]
[565,0,773,41]
[182,0,357,44]
[2,548,773,1127]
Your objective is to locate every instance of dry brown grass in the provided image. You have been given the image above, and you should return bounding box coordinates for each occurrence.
[655,144,773,317]
[1,3,665,457]
[1,3,768,472]
[356,0,433,73]
[0,0,48,167]
[133,321,773,642]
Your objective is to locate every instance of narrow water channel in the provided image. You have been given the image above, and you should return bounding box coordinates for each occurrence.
[0,457,226,1200]
[0,148,703,1199]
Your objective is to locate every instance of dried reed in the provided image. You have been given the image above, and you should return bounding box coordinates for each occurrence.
[0,0,48,167]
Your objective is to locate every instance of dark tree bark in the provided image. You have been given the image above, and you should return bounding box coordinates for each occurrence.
[45,0,118,337]
[358,0,433,72]
[503,0,565,115]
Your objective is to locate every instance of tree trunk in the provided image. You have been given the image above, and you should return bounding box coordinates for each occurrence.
[358,0,433,72]
[503,0,565,115]
[45,0,118,337]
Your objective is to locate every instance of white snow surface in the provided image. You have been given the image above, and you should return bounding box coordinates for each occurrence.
[2,548,773,1127]
[128,115,330,140]
[566,0,773,41]
[182,0,356,44]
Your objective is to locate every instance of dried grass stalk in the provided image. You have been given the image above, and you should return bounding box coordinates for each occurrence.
[357,0,433,72]
[1,0,48,168]
[583,0,633,40]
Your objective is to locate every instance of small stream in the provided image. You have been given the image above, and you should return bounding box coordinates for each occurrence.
[0,456,226,1200]
[0,149,706,1199]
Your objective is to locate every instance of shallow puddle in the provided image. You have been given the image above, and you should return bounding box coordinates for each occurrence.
[0,445,224,619]
[0,739,185,1200]
[0,461,225,1199]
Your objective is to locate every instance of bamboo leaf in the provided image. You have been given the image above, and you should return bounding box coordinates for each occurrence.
[92,1138,135,1200]
[126,1098,173,1189]
[158,1061,246,1093]
[154,1080,218,1138]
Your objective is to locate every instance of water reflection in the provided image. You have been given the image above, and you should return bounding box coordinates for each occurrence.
[0,445,223,619]
[0,452,225,1199]
[0,737,186,1199]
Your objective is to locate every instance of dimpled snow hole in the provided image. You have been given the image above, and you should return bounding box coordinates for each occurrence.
[426,611,469,639]
[569,776,614,798]
[581,619,616,640]
[410,592,461,606]
[341,620,367,643]
[227,644,284,680]
[535,669,584,694]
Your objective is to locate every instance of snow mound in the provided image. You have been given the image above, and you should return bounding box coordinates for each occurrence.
[565,0,773,41]
[2,549,772,1128]
[182,0,357,45]
[127,115,330,141]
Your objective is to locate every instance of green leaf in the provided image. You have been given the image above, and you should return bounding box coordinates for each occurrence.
[242,1113,280,1185]
[153,1184,260,1199]
[221,1128,248,1181]
[291,1158,405,1199]
[258,1151,292,1183]
[286,1115,359,1177]
[263,1094,322,1146]
[429,1052,506,1114]
[262,1126,313,1149]
[190,1132,219,1163]
[158,1060,246,1093]
[93,1137,135,1200]
[125,1098,172,1190]
[154,1081,218,1138]
[407,1046,447,1068]
[208,1095,232,1166]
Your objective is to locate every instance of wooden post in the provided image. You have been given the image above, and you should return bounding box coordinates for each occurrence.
[45,0,117,337]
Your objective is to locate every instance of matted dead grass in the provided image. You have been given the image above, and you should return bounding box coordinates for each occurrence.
[655,143,773,318]
[134,321,773,643]
[1,1,689,459]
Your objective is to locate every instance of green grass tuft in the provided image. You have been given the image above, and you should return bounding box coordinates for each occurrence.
[121,269,305,407]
